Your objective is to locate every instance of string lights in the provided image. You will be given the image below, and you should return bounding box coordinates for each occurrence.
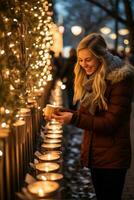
[0,0,54,128]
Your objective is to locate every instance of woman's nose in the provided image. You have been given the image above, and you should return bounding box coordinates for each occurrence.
[81,60,87,68]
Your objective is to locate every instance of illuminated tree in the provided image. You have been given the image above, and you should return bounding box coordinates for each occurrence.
[0,0,54,128]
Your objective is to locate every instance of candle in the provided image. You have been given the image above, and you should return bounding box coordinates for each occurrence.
[27,181,59,197]
[19,108,31,114]
[0,128,10,200]
[38,152,60,161]
[42,151,62,156]
[46,124,62,130]
[41,143,61,150]
[27,98,37,107]
[28,98,36,104]
[45,134,63,139]
[38,188,44,197]
[13,120,25,126]
[50,119,60,125]
[35,162,60,172]
[47,129,63,134]
[37,173,63,181]
[44,139,62,144]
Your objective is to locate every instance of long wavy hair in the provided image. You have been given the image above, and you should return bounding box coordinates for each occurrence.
[74,33,109,110]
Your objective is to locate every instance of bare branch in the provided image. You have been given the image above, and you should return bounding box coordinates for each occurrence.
[86,0,127,24]
[123,0,134,27]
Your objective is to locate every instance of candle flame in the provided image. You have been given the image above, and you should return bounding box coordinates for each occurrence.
[41,175,47,181]
[45,166,49,172]
[0,150,3,157]
[38,188,44,197]
[47,154,51,160]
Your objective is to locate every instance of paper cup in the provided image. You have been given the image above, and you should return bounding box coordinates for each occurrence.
[43,104,58,118]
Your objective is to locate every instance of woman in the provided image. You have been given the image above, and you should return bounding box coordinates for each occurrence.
[49,33,134,200]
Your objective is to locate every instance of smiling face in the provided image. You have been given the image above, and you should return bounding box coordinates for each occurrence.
[78,48,101,75]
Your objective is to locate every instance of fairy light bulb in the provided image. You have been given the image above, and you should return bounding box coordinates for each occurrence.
[7,32,12,36]
[61,84,66,90]
[0,151,3,157]
[47,74,52,81]
[38,188,44,197]
[5,109,10,114]
[6,70,10,76]
[10,85,14,90]
[0,107,5,114]
[34,13,38,17]
[41,175,47,181]
[9,43,15,48]
[40,87,44,91]
[1,122,7,128]
[0,50,5,55]
[13,18,18,22]
[43,81,47,85]
[4,18,9,22]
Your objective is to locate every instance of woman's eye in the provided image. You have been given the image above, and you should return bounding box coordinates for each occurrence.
[86,59,92,62]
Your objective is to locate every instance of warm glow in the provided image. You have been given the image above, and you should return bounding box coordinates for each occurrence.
[109,33,117,40]
[124,39,129,45]
[41,175,47,181]
[0,150,3,157]
[71,25,82,36]
[0,50,5,55]
[61,84,66,90]
[58,25,65,34]
[38,188,44,197]
[118,28,129,35]
[100,27,111,34]
[118,45,124,51]
[0,0,54,126]
[5,109,10,114]
[125,47,130,53]
[1,122,7,128]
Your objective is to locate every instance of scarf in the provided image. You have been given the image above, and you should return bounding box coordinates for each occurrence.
[80,52,123,115]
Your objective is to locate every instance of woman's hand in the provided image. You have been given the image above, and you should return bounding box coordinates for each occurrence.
[52,111,73,124]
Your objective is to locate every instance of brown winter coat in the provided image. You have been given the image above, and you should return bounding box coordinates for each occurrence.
[72,63,134,169]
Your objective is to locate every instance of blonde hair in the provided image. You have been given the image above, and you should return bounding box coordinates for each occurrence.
[74,33,108,110]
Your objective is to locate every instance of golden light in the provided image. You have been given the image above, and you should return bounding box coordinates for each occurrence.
[109,33,117,40]
[10,85,14,90]
[0,150,3,157]
[47,74,53,81]
[0,50,5,55]
[0,0,54,127]
[5,109,10,114]
[125,47,130,53]
[118,28,129,35]
[58,26,65,34]
[7,32,12,36]
[71,25,82,36]
[61,84,66,90]
[100,27,111,35]
[9,43,15,48]
[124,39,129,45]
[1,122,7,128]
[118,45,124,51]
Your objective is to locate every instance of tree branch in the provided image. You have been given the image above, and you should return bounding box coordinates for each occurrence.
[123,0,134,27]
[86,0,127,25]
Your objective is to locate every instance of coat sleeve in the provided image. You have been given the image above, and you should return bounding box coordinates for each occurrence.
[70,79,133,134]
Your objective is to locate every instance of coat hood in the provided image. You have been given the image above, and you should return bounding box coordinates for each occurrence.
[105,53,134,84]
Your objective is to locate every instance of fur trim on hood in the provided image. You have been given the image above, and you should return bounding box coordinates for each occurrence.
[106,63,134,84]
[104,53,134,84]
